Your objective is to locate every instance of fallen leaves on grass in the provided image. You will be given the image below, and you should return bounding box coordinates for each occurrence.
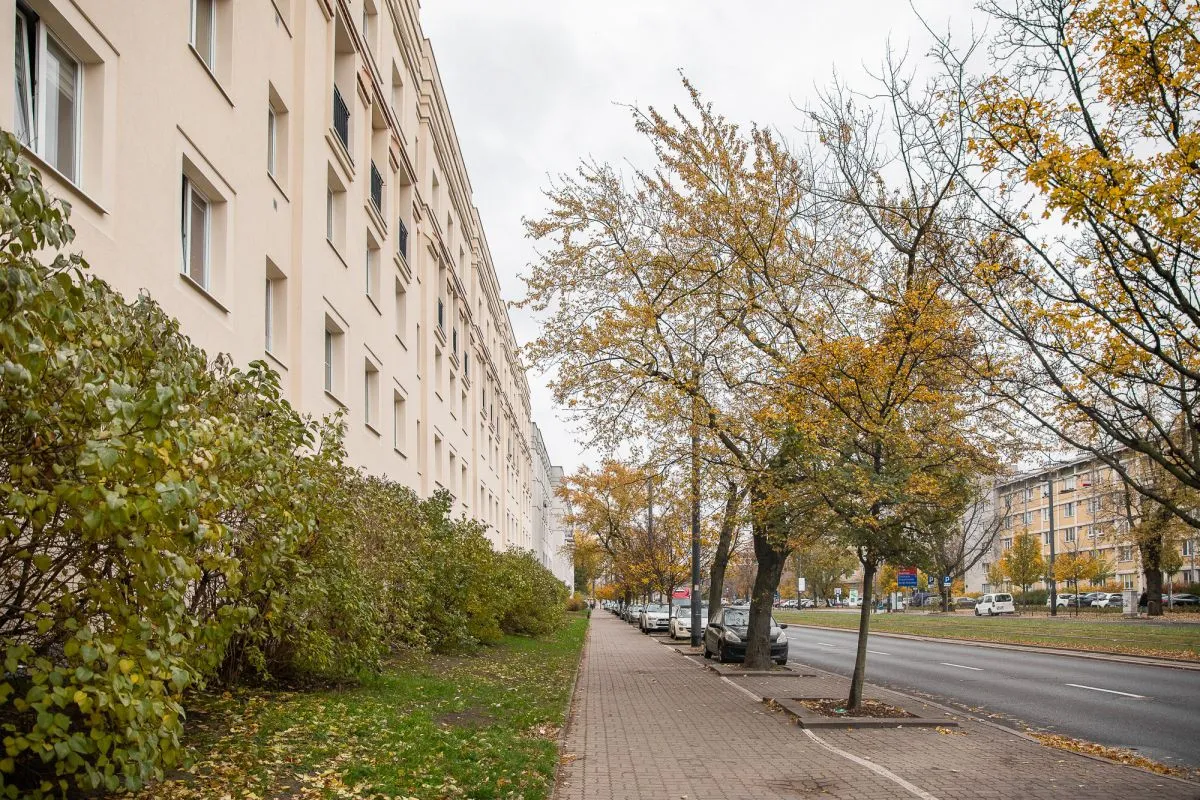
[1030,733,1198,780]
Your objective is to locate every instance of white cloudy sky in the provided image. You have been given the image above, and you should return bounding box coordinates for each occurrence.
[421,0,982,473]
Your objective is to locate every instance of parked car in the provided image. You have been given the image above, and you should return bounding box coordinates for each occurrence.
[639,603,671,633]
[953,596,977,609]
[1046,593,1078,608]
[799,598,815,608]
[975,592,1016,616]
[702,607,789,665]
[846,596,863,608]
[1165,593,1199,607]
[669,605,708,640]
[1092,592,1124,608]
[623,604,644,623]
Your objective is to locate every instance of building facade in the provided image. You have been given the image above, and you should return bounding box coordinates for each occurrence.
[974,454,1199,594]
[531,424,572,588]
[548,465,575,590]
[2,0,556,556]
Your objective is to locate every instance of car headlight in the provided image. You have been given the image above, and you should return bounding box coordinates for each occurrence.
[722,630,741,643]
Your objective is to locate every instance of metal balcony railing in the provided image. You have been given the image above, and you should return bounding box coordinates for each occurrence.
[397,218,409,261]
[370,161,384,214]
[332,86,350,152]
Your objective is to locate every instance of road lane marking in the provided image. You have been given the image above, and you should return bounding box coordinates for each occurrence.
[940,662,983,671]
[802,729,942,800]
[1064,683,1145,698]
[867,650,891,656]
[817,642,837,648]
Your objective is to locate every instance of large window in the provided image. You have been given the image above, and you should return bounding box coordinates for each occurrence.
[14,6,82,184]
[181,177,211,288]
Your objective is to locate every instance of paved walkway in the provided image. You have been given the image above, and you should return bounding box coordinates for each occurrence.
[554,613,1200,800]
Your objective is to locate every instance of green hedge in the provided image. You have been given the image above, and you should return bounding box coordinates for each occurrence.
[0,132,567,798]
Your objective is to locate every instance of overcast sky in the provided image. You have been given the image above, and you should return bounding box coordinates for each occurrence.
[421,0,980,474]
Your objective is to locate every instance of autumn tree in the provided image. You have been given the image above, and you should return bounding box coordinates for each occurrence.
[793,540,857,605]
[929,0,1200,531]
[1053,552,1100,615]
[986,559,1008,591]
[1002,533,1046,607]
[925,484,1009,611]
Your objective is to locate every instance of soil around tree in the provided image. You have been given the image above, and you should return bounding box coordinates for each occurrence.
[797,698,916,719]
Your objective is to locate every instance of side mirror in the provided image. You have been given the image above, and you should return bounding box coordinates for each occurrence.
[780,623,789,629]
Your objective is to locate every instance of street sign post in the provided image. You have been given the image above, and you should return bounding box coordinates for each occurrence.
[943,575,952,588]
[897,568,918,588]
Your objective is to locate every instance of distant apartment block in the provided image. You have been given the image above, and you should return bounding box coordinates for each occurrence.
[2,0,564,570]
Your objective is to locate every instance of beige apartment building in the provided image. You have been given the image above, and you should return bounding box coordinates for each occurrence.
[977,455,1199,594]
[2,0,569,569]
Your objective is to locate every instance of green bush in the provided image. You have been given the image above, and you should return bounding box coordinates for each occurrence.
[565,596,588,612]
[0,131,569,797]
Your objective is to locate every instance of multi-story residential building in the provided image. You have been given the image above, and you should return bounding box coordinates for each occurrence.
[2,0,556,556]
[531,424,572,588]
[976,454,1199,593]
[549,465,575,591]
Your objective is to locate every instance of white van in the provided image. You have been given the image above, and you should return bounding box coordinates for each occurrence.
[974,593,1015,616]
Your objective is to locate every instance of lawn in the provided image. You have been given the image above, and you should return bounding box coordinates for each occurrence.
[127,612,589,800]
[773,609,1200,661]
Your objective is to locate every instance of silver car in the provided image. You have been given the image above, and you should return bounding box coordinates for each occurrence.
[639,603,670,633]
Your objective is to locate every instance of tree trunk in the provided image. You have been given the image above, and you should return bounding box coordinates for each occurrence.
[847,559,878,711]
[744,524,788,670]
[1143,564,1163,617]
[707,482,743,619]
[941,584,951,613]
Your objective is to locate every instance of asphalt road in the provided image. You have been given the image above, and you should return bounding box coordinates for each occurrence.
[784,625,1200,769]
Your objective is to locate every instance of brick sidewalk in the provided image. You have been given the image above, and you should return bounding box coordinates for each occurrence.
[554,613,1200,800]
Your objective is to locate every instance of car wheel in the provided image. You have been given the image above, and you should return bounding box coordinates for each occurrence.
[775,658,787,666]
[718,643,730,663]
[974,608,980,616]
[702,642,712,659]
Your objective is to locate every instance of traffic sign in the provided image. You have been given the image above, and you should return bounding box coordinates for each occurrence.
[897,568,918,587]
[943,575,952,587]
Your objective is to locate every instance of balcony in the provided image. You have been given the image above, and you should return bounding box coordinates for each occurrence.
[370,161,384,215]
[397,218,409,262]
[332,86,350,153]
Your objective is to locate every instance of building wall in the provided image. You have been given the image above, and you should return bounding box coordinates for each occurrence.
[549,465,575,591]
[982,455,1200,593]
[1,0,545,551]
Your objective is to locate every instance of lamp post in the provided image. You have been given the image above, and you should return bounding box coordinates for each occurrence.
[1048,473,1057,617]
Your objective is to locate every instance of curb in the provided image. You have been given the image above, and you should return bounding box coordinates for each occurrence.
[550,614,590,800]
[782,623,1200,670]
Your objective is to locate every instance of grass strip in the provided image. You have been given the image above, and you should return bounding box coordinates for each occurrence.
[774,610,1200,660]
[128,612,589,799]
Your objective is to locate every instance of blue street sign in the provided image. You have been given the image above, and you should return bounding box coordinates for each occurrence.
[897,570,918,587]
[943,575,952,587]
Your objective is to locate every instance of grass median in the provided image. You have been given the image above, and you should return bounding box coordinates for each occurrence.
[774,609,1200,661]
[130,611,589,800]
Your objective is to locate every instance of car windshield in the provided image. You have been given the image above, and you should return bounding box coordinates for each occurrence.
[645,604,667,613]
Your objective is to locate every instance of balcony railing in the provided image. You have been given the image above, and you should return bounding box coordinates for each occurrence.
[332,86,350,152]
[370,161,384,215]
[397,218,409,261]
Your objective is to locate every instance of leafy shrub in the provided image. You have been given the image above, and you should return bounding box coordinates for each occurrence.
[565,596,588,612]
[0,131,569,797]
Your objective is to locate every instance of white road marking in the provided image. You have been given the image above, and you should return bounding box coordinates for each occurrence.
[802,729,942,800]
[1065,683,1145,698]
[867,650,891,656]
[940,662,984,671]
[817,642,837,648]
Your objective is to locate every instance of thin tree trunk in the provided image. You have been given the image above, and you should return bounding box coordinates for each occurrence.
[707,482,743,619]
[1144,564,1164,617]
[745,522,788,670]
[847,559,878,711]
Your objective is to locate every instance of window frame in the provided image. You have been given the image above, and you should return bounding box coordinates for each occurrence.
[267,105,278,177]
[190,0,216,70]
[181,177,211,289]
[15,7,85,185]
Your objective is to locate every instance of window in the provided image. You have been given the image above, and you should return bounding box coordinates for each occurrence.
[1001,537,1013,551]
[1024,487,1033,502]
[190,0,215,69]
[1183,539,1195,557]
[365,235,380,302]
[267,106,277,176]
[1062,475,1076,492]
[434,435,443,484]
[1063,502,1075,518]
[1041,507,1050,522]
[15,7,82,184]
[181,177,210,288]
[326,167,346,250]
[1122,574,1134,590]
[1022,511,1033,526]
[323,317,345,397]
[392,392,406,452]
[364,360,379,429]
[1119,546,1133,562]
[265,260,286,353]
[1043,531,1051,546]
[1065,527,1076,543]
[394,278,407,343]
